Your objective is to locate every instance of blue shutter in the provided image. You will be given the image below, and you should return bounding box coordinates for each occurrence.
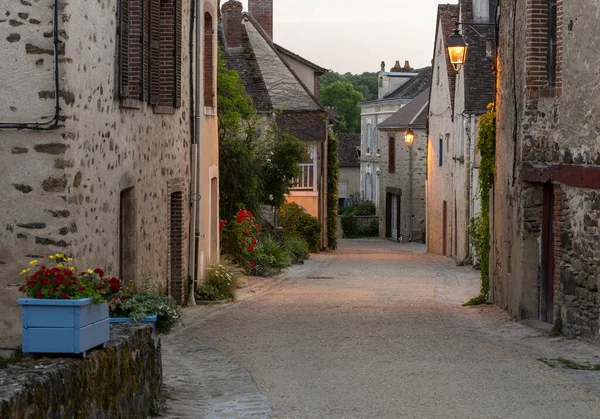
[439,139,443,166]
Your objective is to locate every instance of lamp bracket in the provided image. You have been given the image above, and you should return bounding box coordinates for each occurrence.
[455,21,496,39]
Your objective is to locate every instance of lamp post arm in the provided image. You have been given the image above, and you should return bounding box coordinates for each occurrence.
[455,21,497,38]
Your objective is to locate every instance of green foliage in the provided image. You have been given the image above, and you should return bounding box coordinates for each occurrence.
[217,50,308,220]
[321,81,364,133]
[340,213,379,238]
[284,236,310,262]
[0,350,23,370]
[218,50,263,221]
[320,71,378,101]
[468,216,483,264]
[110,278,182,334]
[352,201,376,216]
[327,132,339,250]
[279,202,322,252]
[260,126,309,207]
[469,103,496,304]
[253,236,292,271]
[197,263,238,301]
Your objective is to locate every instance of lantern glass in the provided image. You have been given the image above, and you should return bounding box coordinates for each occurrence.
[447,28,468,71]
[404,128,415,147]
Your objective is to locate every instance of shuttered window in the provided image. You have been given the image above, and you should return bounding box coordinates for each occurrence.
[388,137,395,173]
[119,0,182,109]
[204,12,215,107]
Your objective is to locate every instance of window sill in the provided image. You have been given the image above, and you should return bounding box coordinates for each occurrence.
[120,99,143,109]
[204,106,216,116]
[154,106,176,115]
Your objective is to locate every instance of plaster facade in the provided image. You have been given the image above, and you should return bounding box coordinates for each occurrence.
[0,0,220,345]
[493,0,600,340]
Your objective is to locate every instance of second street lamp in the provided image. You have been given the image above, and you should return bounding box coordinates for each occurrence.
[404,127,415,241]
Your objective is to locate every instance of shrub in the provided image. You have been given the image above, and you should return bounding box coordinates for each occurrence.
[279,202,321,252]
[284,236,310,262]
[353,201,376,216]
[110,278,182,334]
[196,263,238,302]
[253,236,292,274]
[340,213,359,238]
[221,209,260,270]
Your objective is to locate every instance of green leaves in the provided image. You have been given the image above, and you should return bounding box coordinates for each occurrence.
[321,81,364,133]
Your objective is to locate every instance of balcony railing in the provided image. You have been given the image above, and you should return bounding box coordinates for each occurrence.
[291,164,315,190]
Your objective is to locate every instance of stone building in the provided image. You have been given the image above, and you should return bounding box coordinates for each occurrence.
[493,0,600,339]
[0,0,220,345]
[338,133,361,208]
[377,89,429,242]
[220,0,333,249]
[426,0,495,261]
[359,63,430,221]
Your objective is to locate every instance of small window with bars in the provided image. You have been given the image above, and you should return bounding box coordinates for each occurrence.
[291,163,315,190]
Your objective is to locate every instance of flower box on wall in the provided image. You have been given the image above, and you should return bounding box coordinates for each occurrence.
[19,298,109,357]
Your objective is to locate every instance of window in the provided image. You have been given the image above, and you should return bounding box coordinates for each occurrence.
[119,0,182,108]
[204,12,215,107]
[366,123,373,153]
[548,0,557,86]
[388,137,396,173]
[291,163,315,190]
[375,128,380,154]
[439,138,443,166]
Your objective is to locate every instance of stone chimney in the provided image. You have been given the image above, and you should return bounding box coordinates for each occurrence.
[221,0,243,48]
[249,0,273,38]
[390,60,402,72]
[403,60,411,70]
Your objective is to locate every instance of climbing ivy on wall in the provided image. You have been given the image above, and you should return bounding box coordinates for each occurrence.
[327,131,340,250]
[466,103,496,306]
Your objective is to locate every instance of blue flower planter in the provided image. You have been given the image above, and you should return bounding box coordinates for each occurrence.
[18,298,109,357]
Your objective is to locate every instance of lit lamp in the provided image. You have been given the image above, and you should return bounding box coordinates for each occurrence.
[447,28,468,71]
[404,127,415,146]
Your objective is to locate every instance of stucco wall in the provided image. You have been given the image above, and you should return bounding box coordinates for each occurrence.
[427,19,455,257]
[0,0,220,345]
[377,130,427,241]
[279,52,317,96]
[339,167,360,201]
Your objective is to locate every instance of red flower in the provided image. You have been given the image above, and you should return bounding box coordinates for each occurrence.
[252,238,257,244]
[250,262,256,269]
[98,285,105,292]
[78,286,86,292]
[255,224,261,232]
[41,279,50,286]
[248,245,255,253]
[18,286,24,292]
[60,293,69,299]
[94,268,104,277]
[64,279,71,287]
[36,291,42,298]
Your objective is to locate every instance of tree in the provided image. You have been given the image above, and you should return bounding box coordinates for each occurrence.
[321,81,364,133]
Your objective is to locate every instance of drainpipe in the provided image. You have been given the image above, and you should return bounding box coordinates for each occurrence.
[188,0,203,306]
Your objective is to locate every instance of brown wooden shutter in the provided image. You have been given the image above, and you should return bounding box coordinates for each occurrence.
[174,0,182,107]
[150,0,161,105]
[203,13,214,107]
[389,137,396,173]
[119,0,131,98]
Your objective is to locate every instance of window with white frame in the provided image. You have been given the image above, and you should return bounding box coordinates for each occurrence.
[365,164,373,201]
[291,144,317,191]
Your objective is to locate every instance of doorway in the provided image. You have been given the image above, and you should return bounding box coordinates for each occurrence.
[385,188,402,241]
[443,201,447,256]
[540,183,555,322]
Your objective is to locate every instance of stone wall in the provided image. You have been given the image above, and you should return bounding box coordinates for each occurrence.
[0,324,161,418]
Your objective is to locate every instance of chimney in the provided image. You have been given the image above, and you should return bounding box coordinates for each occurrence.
[221,0,243,48]
[249,0,273,39]
[390,60,402,72]
[403,60,411,70]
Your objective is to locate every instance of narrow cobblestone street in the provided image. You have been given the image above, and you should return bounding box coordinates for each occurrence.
[161,240,600,418]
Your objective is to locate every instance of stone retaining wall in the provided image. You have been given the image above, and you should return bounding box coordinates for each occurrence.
[0,324,161,419]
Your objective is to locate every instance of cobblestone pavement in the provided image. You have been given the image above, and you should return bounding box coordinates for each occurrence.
[161,239,600,418]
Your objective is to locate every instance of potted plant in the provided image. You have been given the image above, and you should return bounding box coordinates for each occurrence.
[17,254,121,357]
[108,277,182,336]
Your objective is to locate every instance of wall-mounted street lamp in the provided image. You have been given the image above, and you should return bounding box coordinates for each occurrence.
[447,28,468,71]
[404,127,415,147]
[447,21,496,72]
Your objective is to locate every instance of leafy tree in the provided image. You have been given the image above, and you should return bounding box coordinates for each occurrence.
[321,81,364,133]
[217,51,263,221]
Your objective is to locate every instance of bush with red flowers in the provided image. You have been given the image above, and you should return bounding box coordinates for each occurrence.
[18,254,121,304]
[221,209,260,270]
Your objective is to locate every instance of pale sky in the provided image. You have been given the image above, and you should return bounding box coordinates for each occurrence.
[238,0,444,74]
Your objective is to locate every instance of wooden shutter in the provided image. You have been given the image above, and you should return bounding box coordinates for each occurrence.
[389,137,395,173]
[174,0,182,107]
[150,0,161,105]
[119,0,131,98]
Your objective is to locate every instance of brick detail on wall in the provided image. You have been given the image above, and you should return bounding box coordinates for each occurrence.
[249,0,273,39]
[221,0,243,48]
[203,12,215,107]
[552,185,566,313]
[525,0,563,94]
[167,179,185,305]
